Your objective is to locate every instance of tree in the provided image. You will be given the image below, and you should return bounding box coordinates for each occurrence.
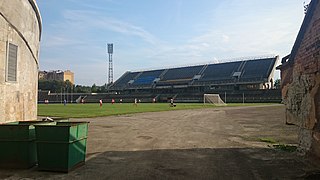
[64,80,72,88]
[38,80,104,93]
[73,85,91,93]
[38,80,64,92]
[91,84,98,93]
[97,83,108,93]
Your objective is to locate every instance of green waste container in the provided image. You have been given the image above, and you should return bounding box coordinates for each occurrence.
[35,121,89,172]
[0,121,56,168]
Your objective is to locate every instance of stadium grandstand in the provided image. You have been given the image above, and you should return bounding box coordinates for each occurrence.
[110,56,278,92]
[38,55,282,104]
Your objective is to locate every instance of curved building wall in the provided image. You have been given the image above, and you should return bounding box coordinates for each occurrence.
[0,0,41,123]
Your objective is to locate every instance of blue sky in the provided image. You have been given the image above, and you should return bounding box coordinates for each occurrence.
[37,0,308,85]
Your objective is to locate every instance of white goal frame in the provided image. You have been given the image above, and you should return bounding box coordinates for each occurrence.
[203,94,226,106]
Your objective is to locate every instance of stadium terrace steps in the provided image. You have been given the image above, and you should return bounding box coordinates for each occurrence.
[109,56,278,91]
[241,58,275,79]
[112,72,140,89]
[200,61,242,81]
[132,69,164,86]
[161,65,204,81]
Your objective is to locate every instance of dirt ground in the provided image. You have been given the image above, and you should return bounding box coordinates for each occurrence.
[1,105,320,179]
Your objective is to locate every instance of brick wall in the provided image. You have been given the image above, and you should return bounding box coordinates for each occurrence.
[281,1,320,157]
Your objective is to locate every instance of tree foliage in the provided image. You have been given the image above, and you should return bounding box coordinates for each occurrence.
[38,80,108,93]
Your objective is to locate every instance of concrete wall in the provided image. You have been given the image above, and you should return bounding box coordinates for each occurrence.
[0,0,41,123]
[280,1,320,157]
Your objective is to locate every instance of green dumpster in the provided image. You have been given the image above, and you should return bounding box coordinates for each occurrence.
[35,121,89,172]
[0,121,56,168]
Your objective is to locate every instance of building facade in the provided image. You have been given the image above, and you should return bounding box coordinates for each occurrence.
[39,70,75,84]
[279,0,320,158]
[0,0,42,123]
[63,70,74,84]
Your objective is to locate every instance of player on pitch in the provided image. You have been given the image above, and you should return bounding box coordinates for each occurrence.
[99,99,103,107]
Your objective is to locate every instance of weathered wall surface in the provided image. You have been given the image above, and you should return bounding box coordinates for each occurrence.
[281,1,320,157]
[0,0,41,123]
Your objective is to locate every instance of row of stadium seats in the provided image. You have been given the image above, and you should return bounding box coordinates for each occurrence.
[161,65,203,81]
[132,69,164,85]
[110,57,277,90]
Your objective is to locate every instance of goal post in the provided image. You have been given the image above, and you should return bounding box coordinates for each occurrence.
[203,94,226,106]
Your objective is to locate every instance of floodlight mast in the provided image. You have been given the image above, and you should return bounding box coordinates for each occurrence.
[107,43,113,84]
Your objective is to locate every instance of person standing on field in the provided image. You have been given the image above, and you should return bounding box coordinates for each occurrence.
[134,98,137,106]
[99,99,103,107]
[170,98,176,107]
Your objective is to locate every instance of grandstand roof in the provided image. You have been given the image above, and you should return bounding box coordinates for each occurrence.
[110,56,278,90]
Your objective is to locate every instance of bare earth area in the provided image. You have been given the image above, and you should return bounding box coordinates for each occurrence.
[1,105,320,179]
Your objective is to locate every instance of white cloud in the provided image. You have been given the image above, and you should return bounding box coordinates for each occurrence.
[41,35,83,48]
[61,10,160,45]
[222,35,230,43]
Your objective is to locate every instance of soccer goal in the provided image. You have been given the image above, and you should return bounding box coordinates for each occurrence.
[203,94,226,106]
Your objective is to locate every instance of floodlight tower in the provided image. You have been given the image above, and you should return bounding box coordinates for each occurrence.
[107,43,113,84]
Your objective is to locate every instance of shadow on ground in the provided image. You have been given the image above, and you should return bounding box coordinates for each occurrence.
[1,147,320,180]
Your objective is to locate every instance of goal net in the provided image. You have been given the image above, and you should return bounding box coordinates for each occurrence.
[203,94,226,106]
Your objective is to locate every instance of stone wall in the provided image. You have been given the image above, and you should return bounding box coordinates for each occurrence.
[281,1,320,157]
[0,0,41,123]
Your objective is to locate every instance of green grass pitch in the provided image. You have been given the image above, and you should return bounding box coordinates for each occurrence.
[38,103,277,118]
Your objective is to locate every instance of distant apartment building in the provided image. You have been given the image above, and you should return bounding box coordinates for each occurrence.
[63,70,75,84]
[39,70,75,84]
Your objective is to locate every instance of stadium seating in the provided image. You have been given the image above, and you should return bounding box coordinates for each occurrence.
[160,65,204,81]
[198,61,242,83]
[240,58,276,81]
[110,56,278,91]
[111,71,140,89]
[132,69,164,86]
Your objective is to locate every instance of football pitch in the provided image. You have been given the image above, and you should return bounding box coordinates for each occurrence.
[38,103,277,118]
